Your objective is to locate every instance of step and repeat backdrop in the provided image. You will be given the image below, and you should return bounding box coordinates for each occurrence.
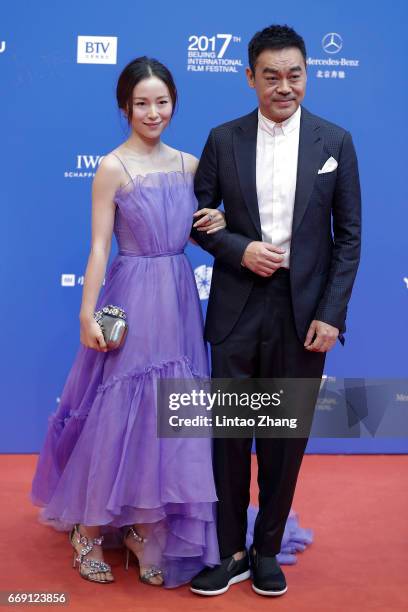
[1,0,407,453]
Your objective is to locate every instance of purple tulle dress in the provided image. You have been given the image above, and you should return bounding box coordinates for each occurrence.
[30,155,221,587]
[30,152,312,588]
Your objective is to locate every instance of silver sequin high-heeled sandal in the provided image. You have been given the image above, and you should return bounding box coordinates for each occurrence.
[123,526,164,586]
[69,524,115,583]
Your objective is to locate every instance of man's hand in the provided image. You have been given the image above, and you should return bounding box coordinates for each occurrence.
[242,241,285,277]
[304,320,339,352]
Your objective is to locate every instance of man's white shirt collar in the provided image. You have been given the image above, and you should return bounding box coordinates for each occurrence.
[258,105,301,136]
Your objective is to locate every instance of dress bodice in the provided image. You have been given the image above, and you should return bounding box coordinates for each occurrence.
[113,170,197,257]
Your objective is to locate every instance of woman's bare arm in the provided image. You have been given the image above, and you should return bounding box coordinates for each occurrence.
[79,154,122,350]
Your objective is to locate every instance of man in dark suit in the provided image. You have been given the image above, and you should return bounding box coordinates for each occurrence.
[190,25,361,597]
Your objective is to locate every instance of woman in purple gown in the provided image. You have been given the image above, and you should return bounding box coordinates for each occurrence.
[30,57,226,587]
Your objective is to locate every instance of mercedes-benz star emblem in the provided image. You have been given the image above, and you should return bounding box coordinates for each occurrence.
[322,32,343,54]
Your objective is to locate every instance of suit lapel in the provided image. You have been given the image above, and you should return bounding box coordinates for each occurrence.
[292,107,323,235]
[232,109,262,238]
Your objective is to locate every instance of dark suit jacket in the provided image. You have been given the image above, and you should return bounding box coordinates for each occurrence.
[191,105,361,346]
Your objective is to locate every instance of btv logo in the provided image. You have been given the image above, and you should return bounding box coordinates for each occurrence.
[77,36,117,64]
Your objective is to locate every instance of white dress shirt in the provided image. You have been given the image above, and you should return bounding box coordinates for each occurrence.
[255,105,301,269]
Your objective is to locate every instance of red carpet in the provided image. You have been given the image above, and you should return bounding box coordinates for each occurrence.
[0,454,407,611]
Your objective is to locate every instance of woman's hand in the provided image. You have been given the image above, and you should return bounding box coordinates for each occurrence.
[80,316,108,352]
[193,208,226,234]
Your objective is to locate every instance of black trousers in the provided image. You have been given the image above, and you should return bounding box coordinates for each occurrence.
[210,268,326,557]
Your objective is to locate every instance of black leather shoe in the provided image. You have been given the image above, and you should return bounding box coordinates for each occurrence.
[249,544,287,596]
[190,551,251,596]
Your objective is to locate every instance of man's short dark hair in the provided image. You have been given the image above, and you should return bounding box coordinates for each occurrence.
[248,25,307,73]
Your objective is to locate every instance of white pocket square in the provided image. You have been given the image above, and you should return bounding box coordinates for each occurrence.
[318,156,338,174]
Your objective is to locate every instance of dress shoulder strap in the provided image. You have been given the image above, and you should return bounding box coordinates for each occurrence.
[179,150,185,175]
[111,152,134,184]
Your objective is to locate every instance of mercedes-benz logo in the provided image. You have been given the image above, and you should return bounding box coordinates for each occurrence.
[322,32,343,54]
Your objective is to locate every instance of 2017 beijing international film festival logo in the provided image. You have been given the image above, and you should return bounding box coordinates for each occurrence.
[187,33,243,73]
